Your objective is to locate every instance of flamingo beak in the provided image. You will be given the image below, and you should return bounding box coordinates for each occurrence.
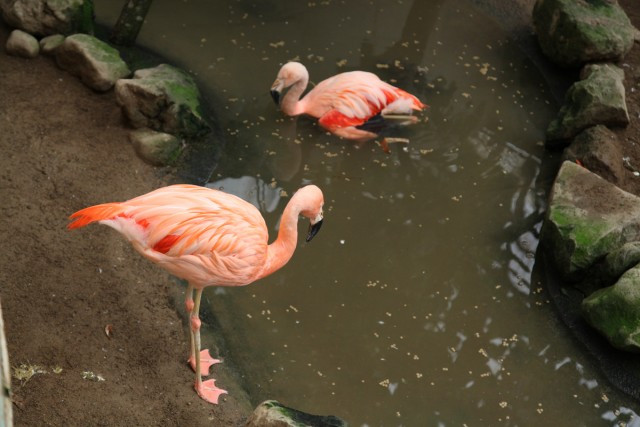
[270,79,283,105]
[306,219,323,242]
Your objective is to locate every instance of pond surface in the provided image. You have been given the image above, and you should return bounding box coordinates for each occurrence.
[95,1,640,425]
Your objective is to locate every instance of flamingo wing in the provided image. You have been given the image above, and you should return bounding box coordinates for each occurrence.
[69,185,269,286]
[305,71,425,131]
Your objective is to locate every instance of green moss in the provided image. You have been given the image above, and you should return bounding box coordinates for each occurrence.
[583,267,640,351]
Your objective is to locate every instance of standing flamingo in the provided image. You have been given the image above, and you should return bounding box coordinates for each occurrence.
[270,61,426,148]
[68,184,324,404]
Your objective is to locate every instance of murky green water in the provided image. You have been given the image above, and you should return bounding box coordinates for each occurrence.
[96,0,639,424]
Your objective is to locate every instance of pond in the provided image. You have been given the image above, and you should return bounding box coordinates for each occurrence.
[95,0,639,425]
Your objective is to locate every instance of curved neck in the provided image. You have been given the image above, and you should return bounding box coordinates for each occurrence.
[258,200,301,279]
[281,77,308,116]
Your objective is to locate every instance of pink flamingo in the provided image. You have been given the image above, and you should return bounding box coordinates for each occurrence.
[68,184,324,404]
[270,61,426,148]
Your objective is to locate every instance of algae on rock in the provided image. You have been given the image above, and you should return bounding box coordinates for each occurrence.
[245,400,348,427]
[115,64,211,138]
[55,34,130,92]
[546,63,629,144]
[0,0,94,36]
[533,0,637,67]
[582,264,640,352]
[541,161,640,281]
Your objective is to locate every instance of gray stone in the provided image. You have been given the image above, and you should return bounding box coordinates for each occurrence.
[55,34,130,92]
[115,64,210,138]
[39,34,65,55]
[533,0,637,67]
[599,242,640,286]
[582,264,640,352]
[129,129,182,166]
[547,63,629,143]
[245,400,347,427]
[0,0,93,36]
[541,161,640,281]
[5,28,39,58]
[561,125,624,185]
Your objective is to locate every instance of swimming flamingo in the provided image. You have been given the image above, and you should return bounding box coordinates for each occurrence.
[68,184,324,404]
[270,61,426,148]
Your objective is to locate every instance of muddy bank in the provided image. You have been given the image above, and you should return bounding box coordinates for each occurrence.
[0,21,251,425]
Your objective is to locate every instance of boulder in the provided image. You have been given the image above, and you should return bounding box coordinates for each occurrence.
[533,0,637,67]
[541,161,640,281]
[0,0,93,36]
[582,264,640,352]
[115,64,210,138]
[245,400,347,427]
[55,34,130,92]
[39,34,64,55]
[598,242,640,286]
[561,125,624,184]
[5,29,38,58]
[546,63,629,143]
[129,129,182,166]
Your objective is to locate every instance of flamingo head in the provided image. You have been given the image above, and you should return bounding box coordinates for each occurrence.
[294,184,324,242]
[270,62,309,105]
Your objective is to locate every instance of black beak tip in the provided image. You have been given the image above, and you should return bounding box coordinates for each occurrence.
[270,89,280,105]
[306,219,323,242]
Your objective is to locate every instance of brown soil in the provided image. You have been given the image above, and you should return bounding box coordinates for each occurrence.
[0,24,251,426]
[1,1,640,426]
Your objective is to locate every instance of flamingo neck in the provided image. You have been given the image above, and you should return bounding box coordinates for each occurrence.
[258,199,301,279]
[281,78,308,116]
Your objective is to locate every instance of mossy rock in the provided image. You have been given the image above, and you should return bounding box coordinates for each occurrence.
[541,161,640,281]
[546,63,628,143]
[533,0,637,67]
[245,400,347,427]
[129,129,182,166]
[582,264,640,352]
[115,64,211,138]
[55,34,130,91]
[0,0,94,36]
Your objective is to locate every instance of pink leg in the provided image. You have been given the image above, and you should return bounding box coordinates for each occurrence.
[185,284,220,375]
[191,288,227,404]
[329,126,377,141]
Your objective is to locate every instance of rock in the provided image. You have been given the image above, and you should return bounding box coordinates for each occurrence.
[561,125,624,185]
[245,400,347,427]
[5,29,39,58]
[582,264,640,352]
[39,34,65,55]
[55,34,130,92]
[115,64,210,138]
[129,129,182,166]
[541,161,640,281]
[533,0,637,67]
[0,0,93,36]
[599,242,640,285]
[546,63,629,143]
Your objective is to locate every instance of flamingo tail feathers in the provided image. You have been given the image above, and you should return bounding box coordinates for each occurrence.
[68,203,125,230]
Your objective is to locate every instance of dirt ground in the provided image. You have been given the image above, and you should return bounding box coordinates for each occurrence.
[0,23,251,426]
[605,0,640,196]
[1,1,640,426]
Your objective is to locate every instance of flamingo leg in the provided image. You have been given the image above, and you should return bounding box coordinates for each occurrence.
[186,284,220,375]
[329,126,377,142]
[191,288,227,404]
[380,114,419,125]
